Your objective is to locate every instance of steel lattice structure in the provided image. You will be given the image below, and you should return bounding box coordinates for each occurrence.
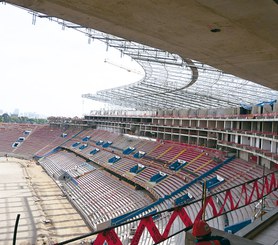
[80,29,278,110]
[29,10,278,110]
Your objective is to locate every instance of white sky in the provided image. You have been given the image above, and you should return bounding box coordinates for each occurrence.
[0,3,144,118]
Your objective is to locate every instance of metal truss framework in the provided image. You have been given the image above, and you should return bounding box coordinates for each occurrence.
[24,6,278,110]
[82,44,278,110]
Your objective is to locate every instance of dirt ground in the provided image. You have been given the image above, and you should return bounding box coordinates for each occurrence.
[0,157,94,245]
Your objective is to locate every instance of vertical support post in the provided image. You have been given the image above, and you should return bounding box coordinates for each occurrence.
[32,12,36,25]
[261,165,265,221]
[13,214,20,245]
[202,180,207,220]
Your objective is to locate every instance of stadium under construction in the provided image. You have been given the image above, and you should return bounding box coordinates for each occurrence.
[1,1,278,244]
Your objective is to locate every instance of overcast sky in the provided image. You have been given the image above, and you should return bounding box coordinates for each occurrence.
[0,3,143,118]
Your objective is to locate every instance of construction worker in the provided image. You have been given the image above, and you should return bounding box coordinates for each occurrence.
[192,220,230,245]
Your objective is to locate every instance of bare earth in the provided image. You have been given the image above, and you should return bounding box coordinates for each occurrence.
[0,157,93,245]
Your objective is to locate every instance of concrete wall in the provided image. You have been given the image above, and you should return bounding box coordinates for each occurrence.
[179,109,189,117]
[151,106,243,118]
[252,106,260,114]
[197,108,208,116]
[239,151,249,162]
[260,157,272,169]
[236,208,278,244]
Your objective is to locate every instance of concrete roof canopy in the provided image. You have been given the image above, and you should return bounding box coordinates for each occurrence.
[5,0,278,109]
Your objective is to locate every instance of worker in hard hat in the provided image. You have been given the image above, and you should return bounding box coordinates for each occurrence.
[192,220,230,245]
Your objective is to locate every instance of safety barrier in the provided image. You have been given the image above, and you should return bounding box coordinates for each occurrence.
[55,171,277,245]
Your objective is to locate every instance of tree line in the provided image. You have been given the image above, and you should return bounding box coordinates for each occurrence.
[0,113,47,124]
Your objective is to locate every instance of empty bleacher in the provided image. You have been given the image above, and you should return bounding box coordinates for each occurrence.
[0,124,277,240]
[39,150,152,229]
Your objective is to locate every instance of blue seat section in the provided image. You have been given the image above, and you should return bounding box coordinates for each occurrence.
[113,156,235,226]
[112,205,159,226]
[150,171,167,183]
[169,159,187,171]
[143,209,157,218]
[103,141,113,148]
[79,144,88,150]
[17,137,25,142]
[108,155,121,164]
[72,142,80,147]
[35,146,61,159]
[133,150,146,158]
[174,192,194,206]
[82,136,91,141]
[224,219,252,234]
[96,140,104,146]
[111,207,142,225]
[152,210,162,220]
[24,130,31,135]
[90,148,100,155]
[171,156,235,197]
[204,175,225,191]
[130,163,146,174]
[12,142,20,148]
[123,147,135,155]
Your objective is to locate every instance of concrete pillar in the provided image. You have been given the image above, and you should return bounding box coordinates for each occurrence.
[263,104,272,114]
[273,102,278,113]
[251,106,260,115]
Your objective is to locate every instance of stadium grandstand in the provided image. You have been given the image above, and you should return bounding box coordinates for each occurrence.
[1,1,278,245]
